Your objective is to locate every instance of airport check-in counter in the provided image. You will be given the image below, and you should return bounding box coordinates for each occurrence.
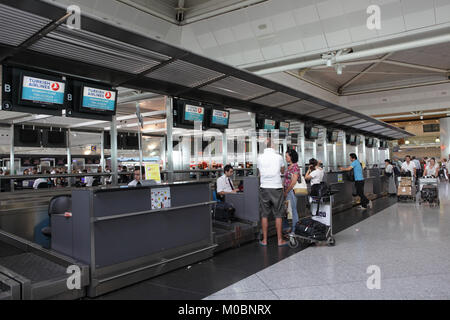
[324,168,387,213]
[51,181,216,297]
[323,172,354,213]
[224,177,260,224]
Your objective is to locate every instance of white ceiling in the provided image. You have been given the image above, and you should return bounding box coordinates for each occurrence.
[42,0,450,70]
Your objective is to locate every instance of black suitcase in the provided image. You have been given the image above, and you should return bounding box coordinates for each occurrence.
[421,185,438,203]
[295,217,327,240]
[213,202,236,222]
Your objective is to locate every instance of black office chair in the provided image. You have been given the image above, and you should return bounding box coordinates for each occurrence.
[41,195,72,238]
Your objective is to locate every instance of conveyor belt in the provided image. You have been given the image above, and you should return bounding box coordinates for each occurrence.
[0,241,22,258]
[0,253,67,283]
[0,230,89,300]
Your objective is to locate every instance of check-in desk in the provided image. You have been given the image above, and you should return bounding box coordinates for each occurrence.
[225,177,260,224]
[323,172,354,213]
[51,181,216,297]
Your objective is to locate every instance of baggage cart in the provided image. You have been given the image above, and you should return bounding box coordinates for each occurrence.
[418,176,440,206]
[288,193,336,248]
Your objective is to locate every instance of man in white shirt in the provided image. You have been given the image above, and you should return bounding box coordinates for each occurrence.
[216,165,237,197]
[33,172,49,189]
[128,167,144,187]
[412,156,421,177]
[257,139,287,247]
[401,155,416,179]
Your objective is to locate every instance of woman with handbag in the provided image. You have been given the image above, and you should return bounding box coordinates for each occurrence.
[282,149,301,235]
[305,158,324,196]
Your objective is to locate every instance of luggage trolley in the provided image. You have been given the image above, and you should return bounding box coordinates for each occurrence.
[418,176,440,206]
[288,192,336,248]
[397,176,416,202]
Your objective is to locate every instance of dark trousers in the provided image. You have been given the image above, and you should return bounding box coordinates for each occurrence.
[355,180,369,208]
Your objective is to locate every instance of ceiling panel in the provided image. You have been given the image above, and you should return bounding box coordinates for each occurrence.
[146,60,224,87]
[279,100,326,114]
[0,4,51,46]
[251,92,299,107]
[334,116,359,124]
[200,76,273,100]
[306,109,342,119]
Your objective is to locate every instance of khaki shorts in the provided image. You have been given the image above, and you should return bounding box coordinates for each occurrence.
[259,188,285,219]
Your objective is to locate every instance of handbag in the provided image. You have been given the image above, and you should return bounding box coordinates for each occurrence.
[285,200,293,220]
[293,175,308,195]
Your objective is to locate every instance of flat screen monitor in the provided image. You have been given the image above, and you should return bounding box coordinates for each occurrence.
[279,121,290,131]
[20,73,65,108]
[264,119,276,130]
[210,109,229,128]
[310,127,319,139]
[47,131,66,145]
[20,129,39,144]
[80,85,117,114]
[328,130,339,143]
[183,104,205,124]
[124,135,139,149]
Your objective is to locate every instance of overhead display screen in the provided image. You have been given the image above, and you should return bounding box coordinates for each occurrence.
[279,121,290,131]
[211,109,229,126]
[21,75,65,105]
[310,127,319,138]
[81,86,117,112]
[264,119,276,130]
[184,104,205,122]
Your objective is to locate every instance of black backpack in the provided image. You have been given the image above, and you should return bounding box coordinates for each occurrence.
[393,166,401,176]
[295,217,327,240]
[213,202,235,222]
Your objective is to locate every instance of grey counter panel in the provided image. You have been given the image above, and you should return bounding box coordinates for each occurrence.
[94,206,211,268]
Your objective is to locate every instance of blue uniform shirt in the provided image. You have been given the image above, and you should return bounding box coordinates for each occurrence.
[351,160,364,181]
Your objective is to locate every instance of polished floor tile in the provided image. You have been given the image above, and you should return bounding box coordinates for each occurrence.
[203,184,450,300]
[204,290,280,300]
[272,285,346,300]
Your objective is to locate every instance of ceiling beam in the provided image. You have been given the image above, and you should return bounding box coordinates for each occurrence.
[341,79,450,96]
[338,53,393,94]
[381,60,448,73]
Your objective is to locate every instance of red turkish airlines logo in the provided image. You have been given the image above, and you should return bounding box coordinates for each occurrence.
[223,112,227,118]
[51,83,60,91]
[105,92,112,99]
[198,108,202,114]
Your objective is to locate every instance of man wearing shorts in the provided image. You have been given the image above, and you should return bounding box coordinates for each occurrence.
[257,139,287,247]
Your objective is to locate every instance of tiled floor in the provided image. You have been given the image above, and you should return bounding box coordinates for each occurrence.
[95,194,396,300]
[204,183,450,300]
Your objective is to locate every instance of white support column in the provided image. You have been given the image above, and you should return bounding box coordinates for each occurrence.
[333,142,337,170]
[342,131,347,166]
[222,130,228,166]
[166,97,174,182]
[67,129,72,187]
[250,114,258,175]
[111,116,118,185]
[100,130,105,172]
[300,123,305,168]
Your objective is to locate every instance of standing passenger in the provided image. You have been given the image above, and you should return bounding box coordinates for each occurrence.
[340,153,372,210]
[283,149,300,235]
[257,139,287,247]
[385,159,396,196]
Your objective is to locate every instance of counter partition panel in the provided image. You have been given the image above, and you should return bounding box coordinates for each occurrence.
[51,181,216,297]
